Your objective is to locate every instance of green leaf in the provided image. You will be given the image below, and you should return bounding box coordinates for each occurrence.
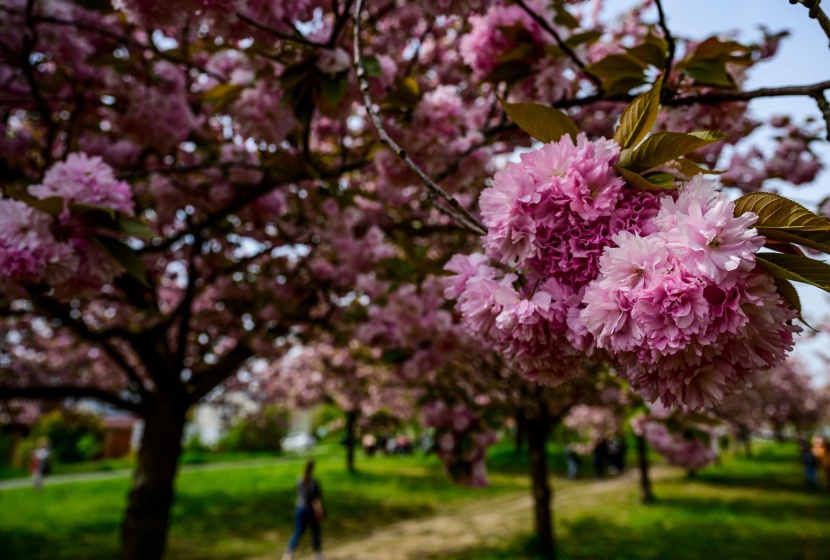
[92,236,149,287]
[18,195,64,216]
[381,349,410,365]
[584,54,648,78]
[201,83,246,111]
[755,252,830,292]
[671,157,722,177]
[734,192,830,231]
[118,216,155,239]
[642,172,676,187]
[382,76,422,111]
[615,166,678,190]
[483,61,533,85]
[614,76,663,149]
[603,75,649,97]
[499,99,579,143]
[758,228,830,256]
[320,73,348,110]
[627,34,669,68]
[618,131,725,173]
[771,277,803,319]
[685,60,735,88]
[565,31,603,49]
[361,55,382,77]
[553,4,580,29]
[686,37,750,65]
[70,202,117,220]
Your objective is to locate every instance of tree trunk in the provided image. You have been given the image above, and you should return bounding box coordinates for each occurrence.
[120,395,187,560]
[739,428,752,457]
[345,409,358,473]
[636,435,655,504]
[527,410,555,559]
[514,413,526,456]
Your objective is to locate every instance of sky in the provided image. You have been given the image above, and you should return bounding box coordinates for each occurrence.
[601,0,830,383]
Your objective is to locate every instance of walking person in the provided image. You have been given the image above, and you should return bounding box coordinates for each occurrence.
[282,459,325,560]
[30,437,52,492]
[801,440,818,491]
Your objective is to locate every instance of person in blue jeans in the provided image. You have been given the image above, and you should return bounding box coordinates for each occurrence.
[283,459,324,560]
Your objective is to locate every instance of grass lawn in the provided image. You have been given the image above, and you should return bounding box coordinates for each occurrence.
[0,450,527,559]
[440,442,830,560]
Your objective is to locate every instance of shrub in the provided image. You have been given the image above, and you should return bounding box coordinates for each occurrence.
[219,406,289,453]
[29,409,105,463]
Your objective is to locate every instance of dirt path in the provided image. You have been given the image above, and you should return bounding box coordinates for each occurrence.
[322,468,673,560]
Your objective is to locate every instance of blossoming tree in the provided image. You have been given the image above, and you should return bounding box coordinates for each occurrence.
[4,1,830,559]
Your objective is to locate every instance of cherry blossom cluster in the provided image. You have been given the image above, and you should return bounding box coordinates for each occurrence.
[421,399,497,487]
[581,176,800,410]
[721,118,824,192]
[0,153,134,294]
[445,133,662,382]
[632,405,718,471]
[563,404,620,448]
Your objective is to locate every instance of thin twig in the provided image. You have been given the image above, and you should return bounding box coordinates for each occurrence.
[811,91,830,140]
[0,7,228,82]
[351,0,487,236]
[546,78,830,109]
[235,12,319,47]
[790,0,830,48]
[654,0,676,95]
[513,0,603,90]
[21,0,57,171]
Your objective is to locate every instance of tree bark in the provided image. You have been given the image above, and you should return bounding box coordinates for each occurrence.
[514,413,526,456]
[120,394,187,560]
[636,435,655,504]
[345,409,358,473]
[527,408,555,559]
[739,427,752,457]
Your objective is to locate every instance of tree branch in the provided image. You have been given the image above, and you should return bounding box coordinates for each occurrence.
[790,0,830,48]
[0,385,144,416]
[0,6,227,82]
[29,294,152,400]
[235,12,319,47]
[812,91,830,140]
[654,0,677,93]
[173,235,203,372]
[186,341,254,403]
[513,0,603,90]
[352,0,487,236]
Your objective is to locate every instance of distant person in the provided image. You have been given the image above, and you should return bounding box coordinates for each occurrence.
[283,459,324,560]
[801,440,819,491]
[565,444,581,480]
[30,438,52,491]
[362,434,377,456]
[819,438,830,494]
[607,436,626,475]
[593,438,608,479]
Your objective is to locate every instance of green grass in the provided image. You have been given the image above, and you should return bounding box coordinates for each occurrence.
[440,442,830,560]
[0,450,526,560]
[3,440,825,560]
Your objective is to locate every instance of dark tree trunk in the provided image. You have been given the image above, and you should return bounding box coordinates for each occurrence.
[514,413,526,456]
[739,428,752,457]
[636,435,655,504]
[527,408,555,559]
[345,409,358,473]
[120,394,187,560]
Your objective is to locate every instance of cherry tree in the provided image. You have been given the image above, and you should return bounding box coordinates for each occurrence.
[4,1,830,560]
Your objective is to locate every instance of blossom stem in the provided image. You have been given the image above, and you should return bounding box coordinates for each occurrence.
[513,0,603,91]
[351,0,487,236]
[789,0,830,48]
[654,0,676,95]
